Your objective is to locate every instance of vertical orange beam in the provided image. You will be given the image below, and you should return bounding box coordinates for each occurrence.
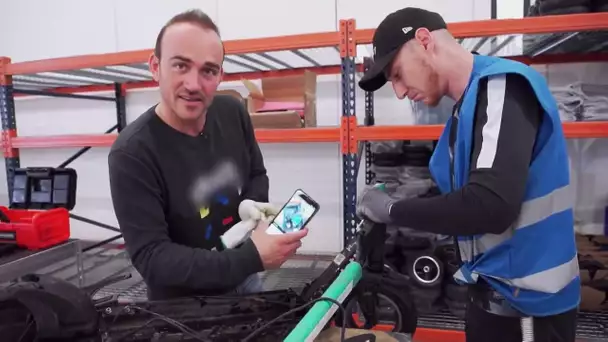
[0,57,18,158]
[347,19,358,155]
[339,19,358,155]
[339,19,351,154]
[0,57,9,84]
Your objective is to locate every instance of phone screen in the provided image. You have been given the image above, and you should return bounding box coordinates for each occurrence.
[267,190,318,235]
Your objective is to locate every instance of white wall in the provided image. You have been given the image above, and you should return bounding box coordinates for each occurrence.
[2,0,607,254]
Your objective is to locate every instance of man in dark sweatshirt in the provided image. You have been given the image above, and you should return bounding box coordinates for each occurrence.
[108,9,308,300]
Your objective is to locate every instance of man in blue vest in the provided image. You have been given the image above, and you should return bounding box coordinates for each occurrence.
[356,7,580,342]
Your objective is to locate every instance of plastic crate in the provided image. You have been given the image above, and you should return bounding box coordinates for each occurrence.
[0,206,70,250]
[11,167,77,210]
[0,167,77,250]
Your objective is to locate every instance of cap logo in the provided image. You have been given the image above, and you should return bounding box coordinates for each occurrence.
[402,27,413,35]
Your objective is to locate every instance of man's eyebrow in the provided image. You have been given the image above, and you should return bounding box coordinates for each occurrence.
[203,61,221,70]
[170,55,193,63]
[169,56,220,70]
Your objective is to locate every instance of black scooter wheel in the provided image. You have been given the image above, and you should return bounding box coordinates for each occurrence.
[407,254,444,288]
[334,266,418,334]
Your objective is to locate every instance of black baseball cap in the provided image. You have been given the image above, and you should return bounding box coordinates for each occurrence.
[359,8,448,92]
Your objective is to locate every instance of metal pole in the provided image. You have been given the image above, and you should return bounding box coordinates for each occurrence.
[363,57,375,186]
[82,233,123,253]
[0,57,20,206]
[340,20,358,247]
[115,83,127,132]
[70,213,121,233]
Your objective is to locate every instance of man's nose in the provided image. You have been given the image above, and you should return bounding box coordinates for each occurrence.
[392,82,408,100]
[183,70,202,91]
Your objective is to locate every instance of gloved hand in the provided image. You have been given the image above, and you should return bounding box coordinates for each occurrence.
[220,219,257,249]
[356,184,395,224]
[239,199,280,222]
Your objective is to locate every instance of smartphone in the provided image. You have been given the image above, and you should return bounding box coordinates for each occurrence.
[266,189,320,235]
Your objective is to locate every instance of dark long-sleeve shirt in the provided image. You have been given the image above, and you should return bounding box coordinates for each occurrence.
[108,95,267,300]
[389,73,543,236]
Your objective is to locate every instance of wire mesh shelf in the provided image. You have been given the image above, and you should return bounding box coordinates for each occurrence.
[10,47,343,91]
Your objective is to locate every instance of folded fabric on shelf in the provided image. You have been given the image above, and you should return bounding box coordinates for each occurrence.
[552,84,586,121]
[552,82,608,121]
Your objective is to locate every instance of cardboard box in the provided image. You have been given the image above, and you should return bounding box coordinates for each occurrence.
[215,71,318,129]
[242,70,317,129]
[216,90,307,129]
[249,110,303,129]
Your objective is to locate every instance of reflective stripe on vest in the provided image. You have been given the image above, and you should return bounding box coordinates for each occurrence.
[454,253,579,294]
[458,183,573,263]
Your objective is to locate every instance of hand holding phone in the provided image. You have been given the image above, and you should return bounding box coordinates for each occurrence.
[266,189,320,235]
[251,221,308,270]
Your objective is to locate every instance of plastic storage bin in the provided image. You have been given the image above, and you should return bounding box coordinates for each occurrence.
[0,167,77,250]
[0,206,70,250]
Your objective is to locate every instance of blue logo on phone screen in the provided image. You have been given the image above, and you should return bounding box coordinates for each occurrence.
[283,203,304,231]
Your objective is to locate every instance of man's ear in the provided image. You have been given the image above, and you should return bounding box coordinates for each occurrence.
[414,27,433,51]
[149,53,160,82]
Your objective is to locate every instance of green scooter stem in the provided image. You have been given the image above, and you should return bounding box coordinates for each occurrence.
[373,182,386,191]
[284,261,363,342]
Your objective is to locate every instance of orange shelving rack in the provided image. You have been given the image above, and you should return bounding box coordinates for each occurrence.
[1,12,608,342]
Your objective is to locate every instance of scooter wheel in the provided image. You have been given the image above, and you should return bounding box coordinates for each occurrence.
[407,254,443,288]
[334,267,418,334]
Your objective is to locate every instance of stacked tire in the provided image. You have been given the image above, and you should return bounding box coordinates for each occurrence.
[535,0,593,16]
[524,0,608,55]
[370,141,446,314]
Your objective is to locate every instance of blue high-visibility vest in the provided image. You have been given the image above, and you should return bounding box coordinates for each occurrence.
[429,54,580,317]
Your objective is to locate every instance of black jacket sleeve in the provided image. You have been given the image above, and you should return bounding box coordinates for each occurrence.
[238,102,270,202]
[108,148,264,291]
[388,73,542,235]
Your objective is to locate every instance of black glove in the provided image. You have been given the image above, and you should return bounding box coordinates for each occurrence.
[356,185,395,223]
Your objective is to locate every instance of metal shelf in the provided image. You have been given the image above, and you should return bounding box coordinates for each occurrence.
[523,30,608,57]
[5,30,343,93]
[5,126,342,149]
[355,122,608,142]
[4,13,608,94]
[8,47,345,93]
[5,120,608,150]
[355,13,608,67]
[355,12,608,42]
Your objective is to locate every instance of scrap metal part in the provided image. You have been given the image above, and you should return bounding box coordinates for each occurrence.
[0,273,308,342]
[0,273,99,341]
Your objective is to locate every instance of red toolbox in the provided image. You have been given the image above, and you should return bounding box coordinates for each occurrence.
[0,167,77,250]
